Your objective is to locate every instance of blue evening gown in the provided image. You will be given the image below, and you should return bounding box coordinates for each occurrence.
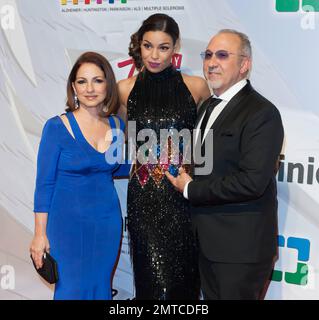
[34,112,126,300]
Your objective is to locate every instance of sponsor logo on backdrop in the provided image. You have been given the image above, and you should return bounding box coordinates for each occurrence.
[60,0,129,12]
[272,236,310,286]
[275,0,319,29]
[276,0,319,12]
[278,156,319,184]
[60,0,185,14]
[61,0,128,5]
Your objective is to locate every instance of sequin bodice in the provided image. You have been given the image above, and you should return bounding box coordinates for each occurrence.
[127,65,197,187]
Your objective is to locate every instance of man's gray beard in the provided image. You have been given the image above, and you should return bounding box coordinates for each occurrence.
[208,79,223,91]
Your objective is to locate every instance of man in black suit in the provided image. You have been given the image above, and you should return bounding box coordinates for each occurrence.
[166,29,284,300]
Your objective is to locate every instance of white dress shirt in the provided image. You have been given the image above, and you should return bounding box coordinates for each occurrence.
[183,79,248,199]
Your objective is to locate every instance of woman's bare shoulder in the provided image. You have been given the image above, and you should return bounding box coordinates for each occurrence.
[117,76,138,106]
[182,73,207,89]
[181,73,211,105]
[118,75,137,92]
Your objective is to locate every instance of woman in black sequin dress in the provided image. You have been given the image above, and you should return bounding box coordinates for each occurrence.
[118,14,210,300]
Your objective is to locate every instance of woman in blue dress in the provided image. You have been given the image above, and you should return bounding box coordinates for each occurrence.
[30,52,125,300]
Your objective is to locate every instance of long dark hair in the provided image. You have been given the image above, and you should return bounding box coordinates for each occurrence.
[129,14,180,70]
[66,52,120,117]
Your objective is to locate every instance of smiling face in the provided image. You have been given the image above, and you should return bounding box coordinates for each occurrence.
[72,62,107,109]
[140,31,176,73]
[203,32,251,96]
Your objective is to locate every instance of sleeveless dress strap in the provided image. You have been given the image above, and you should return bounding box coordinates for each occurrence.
[110,115,125,130]
[108,116,117,145]
[109,115,125,142]
[65,112,84,142]
[108,115,116,129]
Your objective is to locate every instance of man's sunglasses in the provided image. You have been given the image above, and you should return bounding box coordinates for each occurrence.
[200,50,246,61]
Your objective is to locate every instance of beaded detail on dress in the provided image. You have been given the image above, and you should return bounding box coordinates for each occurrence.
[127,65,200,300]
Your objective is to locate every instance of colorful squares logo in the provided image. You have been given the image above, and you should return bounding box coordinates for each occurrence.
[276,0,319,11]
[272,236,310,286]
[61,0,127,5]
[108,0,127,3]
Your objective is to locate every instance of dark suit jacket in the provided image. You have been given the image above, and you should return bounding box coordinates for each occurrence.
[188,81,284,264]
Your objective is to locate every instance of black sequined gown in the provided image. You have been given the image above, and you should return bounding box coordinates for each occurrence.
[127,65,200,300]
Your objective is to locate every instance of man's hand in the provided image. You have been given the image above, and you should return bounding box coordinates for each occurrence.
[165,167,193,193]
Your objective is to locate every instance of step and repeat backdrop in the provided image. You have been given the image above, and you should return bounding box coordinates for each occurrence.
[0,0,318,300]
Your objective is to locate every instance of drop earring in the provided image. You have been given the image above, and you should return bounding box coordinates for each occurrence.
[74,94,79,109]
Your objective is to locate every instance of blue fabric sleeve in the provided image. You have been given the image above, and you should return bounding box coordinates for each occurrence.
[34,117,61,213]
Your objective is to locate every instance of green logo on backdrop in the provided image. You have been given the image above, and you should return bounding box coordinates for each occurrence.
[276,0,319,12]
[272,236,310,286]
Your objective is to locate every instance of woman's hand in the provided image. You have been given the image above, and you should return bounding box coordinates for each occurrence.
[30,235,50,269]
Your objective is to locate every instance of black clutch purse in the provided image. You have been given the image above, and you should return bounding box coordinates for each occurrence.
[31,252,59,284]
